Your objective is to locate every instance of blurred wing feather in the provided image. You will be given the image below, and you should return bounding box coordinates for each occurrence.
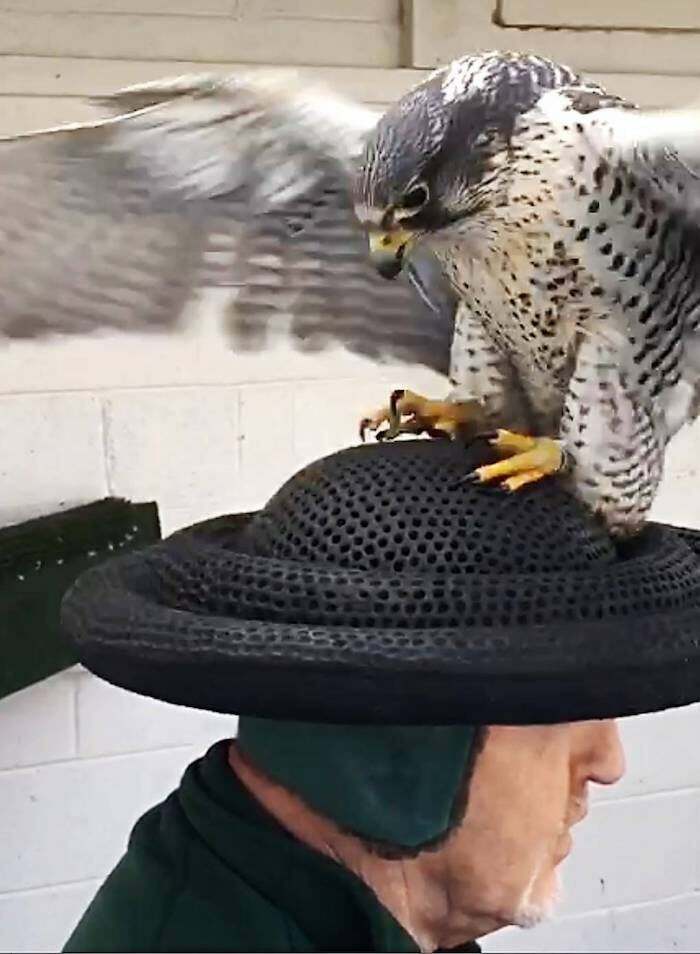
[0,72,454,374]
[586,101,700,215]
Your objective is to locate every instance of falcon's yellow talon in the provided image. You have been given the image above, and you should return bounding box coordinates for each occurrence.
[359,390,485,442]
[488,429,538,454]
[503,470,549,492]
[473,432,563,491]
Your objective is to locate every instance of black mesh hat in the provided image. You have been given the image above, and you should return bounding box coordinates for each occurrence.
[62,440,700,724]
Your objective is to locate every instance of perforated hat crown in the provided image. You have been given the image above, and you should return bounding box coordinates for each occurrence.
[63,440,700,724]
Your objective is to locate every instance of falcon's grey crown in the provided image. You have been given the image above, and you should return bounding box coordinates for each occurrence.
[355,52,580,232]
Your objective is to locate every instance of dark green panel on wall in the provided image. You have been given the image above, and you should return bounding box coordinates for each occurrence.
[0,498,160,701]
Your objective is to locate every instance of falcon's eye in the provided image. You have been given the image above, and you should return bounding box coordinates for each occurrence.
[400,183,429,211]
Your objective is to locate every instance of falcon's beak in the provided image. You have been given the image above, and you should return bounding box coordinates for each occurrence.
[368,229,414,280]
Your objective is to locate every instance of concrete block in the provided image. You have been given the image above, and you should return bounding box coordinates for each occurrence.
[0,11,399,67]
[408,0,700,76]
[0,0,394,15]
[0,393,106,528]
[559,791,700,915]
[594,705,700,802]
[0,672,76,770]
[0,55,423,103]
[483,908,614,953]
[0,745,203,891]
[76,672,237,758]
[0,321,400,395]
[651,423,700,529]
[154,368,446,529]
[611,892,700,952]
[292,369,447,467]
[650,478,700,531]
[662,420,700,480]
[157,500,237,537]
[236,383,297,512]
[293,378,389,466]
[0,879,102,954]
[0,95,95,134]
[501,0,700,31]
[103,387,240,511]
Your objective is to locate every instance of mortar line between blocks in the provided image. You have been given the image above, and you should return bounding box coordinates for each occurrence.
[0,375,400,398]
[607,887,700,914]
[70,674,79,759]
[236,388,244,474]
[99,397,113,496]
[0,741,198,774]
[528,888,700,926]
[561,881,700,919]
[592,783,700,806]
[0,11,393,23]
[0,876,104,899]
[290,381,297,462]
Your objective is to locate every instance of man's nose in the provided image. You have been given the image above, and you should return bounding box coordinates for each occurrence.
[583,719,626,786]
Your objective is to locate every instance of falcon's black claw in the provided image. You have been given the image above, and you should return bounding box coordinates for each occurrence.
[425,427,452,441]
[455,471,481,487]
[389,389,405,415]
[470,430,499,445]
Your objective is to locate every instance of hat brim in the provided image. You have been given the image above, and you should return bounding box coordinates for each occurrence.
[62,511,700,726]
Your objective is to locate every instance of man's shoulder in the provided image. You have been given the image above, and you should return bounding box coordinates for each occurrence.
[63,796,306,953]
[63,838,172,951]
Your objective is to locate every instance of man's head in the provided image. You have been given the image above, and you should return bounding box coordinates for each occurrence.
[420,720,625,944]
[233,718,625,950]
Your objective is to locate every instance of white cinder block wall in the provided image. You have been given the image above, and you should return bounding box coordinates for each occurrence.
[0,3,699,951]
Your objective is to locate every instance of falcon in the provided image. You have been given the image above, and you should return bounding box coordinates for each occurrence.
[1,52,700,535]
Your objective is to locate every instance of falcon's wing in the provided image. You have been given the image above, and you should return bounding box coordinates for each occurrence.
[533,87,700,530]
[606,105,700,179]
[0,72,455,374]
[561,94,700,223]
[536,85,700,379]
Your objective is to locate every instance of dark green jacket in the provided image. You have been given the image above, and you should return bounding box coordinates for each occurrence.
[64,740,480,953]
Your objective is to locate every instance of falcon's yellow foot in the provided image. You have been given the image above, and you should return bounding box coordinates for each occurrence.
[470,430,565,491]
[359,389,484,442]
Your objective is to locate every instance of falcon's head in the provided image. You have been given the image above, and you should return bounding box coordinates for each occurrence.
[354,52,579,278]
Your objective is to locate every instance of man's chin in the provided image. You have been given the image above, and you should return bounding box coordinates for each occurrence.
[512,868,561,930]
[511,903,550,930]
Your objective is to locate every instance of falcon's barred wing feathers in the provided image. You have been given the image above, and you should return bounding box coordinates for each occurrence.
[0,73,456,374]
[530,88,700,385]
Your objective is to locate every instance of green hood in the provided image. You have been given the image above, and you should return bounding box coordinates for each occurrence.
[237,717,476,849]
